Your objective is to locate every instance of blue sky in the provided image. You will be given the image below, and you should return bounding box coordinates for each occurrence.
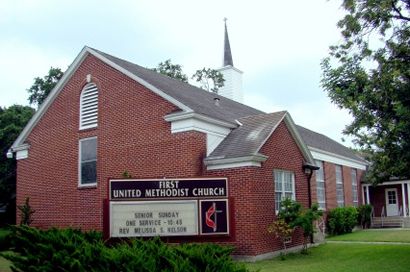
[0,0,355,146]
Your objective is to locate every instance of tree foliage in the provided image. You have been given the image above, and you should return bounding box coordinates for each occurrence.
[0,105,34,224]
[152,59,189,83]
[321,0,410,182]
[152,60,225,93]
[276,198,323,253]
[27,67,63,107]
[192,68,225,93]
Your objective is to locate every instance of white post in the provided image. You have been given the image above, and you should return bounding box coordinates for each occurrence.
[362,185,366,205]
[402,183,407,217]
[366,185,370,205]
[407,182,410,217]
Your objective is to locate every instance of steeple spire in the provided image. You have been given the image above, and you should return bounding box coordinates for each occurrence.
[223,18,233,67]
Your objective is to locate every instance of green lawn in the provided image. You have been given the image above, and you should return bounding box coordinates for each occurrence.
[246,243,410,272]
[327,229,410,243]
[0,253,11,272]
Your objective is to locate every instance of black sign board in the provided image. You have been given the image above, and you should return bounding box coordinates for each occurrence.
[199,199,229,235]
[110,178,228,200]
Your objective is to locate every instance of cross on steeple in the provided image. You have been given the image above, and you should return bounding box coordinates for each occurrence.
[223,18,234,67]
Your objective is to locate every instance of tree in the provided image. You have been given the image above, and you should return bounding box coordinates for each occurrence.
[0,105,35,224]
[27,67,64,107]
[321,0,410,183]
[192,68,225,93]
[152,59,188,83]
[152,60,225,93]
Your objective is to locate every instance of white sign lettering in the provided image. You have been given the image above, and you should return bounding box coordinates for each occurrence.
[110,200,198,237]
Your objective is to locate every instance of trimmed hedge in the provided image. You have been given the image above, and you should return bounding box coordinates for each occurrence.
[1,225,248,272]
[326,206,358,235]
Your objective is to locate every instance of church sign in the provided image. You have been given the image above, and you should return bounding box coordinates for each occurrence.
[109,178,229,238]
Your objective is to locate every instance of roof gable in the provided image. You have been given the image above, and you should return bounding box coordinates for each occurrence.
[207,111,315,165]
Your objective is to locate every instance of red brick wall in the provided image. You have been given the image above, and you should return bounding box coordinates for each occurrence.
[17,54,206,230]
[310,163,365,211]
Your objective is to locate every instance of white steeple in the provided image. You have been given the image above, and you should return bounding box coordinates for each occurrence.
[217,18,243,103]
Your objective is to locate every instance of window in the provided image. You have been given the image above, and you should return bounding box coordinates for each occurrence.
[351,169,358,206]
[80,83,99,130]
[315,160,326,210]
[336,165,344,207]
[79,137,97,186]
[274,170,295,212]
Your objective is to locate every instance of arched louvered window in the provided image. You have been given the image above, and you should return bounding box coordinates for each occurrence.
[80,83,98,130]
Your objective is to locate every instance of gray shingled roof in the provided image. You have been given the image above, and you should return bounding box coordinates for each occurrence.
[296,125,366,163]
[93,48,262,124]
[209,112,286,159]
[92,48,365,163]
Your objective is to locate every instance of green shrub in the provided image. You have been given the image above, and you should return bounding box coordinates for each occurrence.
[357,204,372,229]
[327,206,358,235]
[0,227,11,251]
[1,225,248,272]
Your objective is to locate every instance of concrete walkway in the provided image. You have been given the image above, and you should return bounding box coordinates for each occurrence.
[327,240,410,245]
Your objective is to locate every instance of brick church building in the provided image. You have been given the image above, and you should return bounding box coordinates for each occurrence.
[9,24,370,259]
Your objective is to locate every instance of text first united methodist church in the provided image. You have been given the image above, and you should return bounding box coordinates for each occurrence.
[9,26,368,259]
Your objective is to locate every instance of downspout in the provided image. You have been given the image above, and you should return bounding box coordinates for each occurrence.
[303,163,320,244]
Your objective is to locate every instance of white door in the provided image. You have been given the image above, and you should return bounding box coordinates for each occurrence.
[385,188,399,216]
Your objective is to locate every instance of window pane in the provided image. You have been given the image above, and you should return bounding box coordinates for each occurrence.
[81,138,97,161]
[284,173,292,191]
[81,161,96,184]
[336,165,343,184]
[315,160,324,181]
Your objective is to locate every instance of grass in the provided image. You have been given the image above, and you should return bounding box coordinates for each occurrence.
[246,243,410,272]
[0,228,11,272]
[0,253,11,272]
[327,229,410,243]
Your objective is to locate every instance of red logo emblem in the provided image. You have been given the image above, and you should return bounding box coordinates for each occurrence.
[205,202,223,232]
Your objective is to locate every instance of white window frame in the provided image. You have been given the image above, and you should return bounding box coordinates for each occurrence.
[351,169,358,206]
[79,83,99,130]
[78,136,97,187]
[274,170,296,213]
[315,160,326,210]
[336,165,344,207]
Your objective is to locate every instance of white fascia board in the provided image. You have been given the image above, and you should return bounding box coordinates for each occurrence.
[11,46,90,150]
[374,180,410,186]
[253,112,315,165]
[283,114,315,165]
[165,112,235,136]
[165,112,237,129]
[309,147,367,170]
[206,161,261,170]
[16,149,29,160]
[87,48,192,113]
[204,154,268,170]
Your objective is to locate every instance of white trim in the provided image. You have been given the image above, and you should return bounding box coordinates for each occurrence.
[206,161,262,170]
[402,183,407,218]
[283,113,315,165]
[78,136,97,188]
[309,147,367,170]
[205,155,267,170]
[11,46,194,150]
[87,48,192,113]
[16,149,28,160]
[372,180,410,186]
[366,185,370,205]
[164,112,236,129]
[11,47,90,150]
